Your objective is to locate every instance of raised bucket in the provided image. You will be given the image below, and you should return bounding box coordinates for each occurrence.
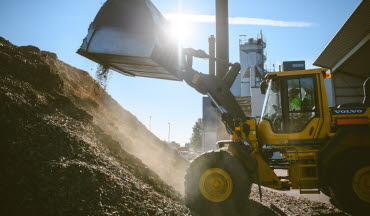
[77,0,184,81]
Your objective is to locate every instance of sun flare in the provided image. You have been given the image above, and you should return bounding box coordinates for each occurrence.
[166,13,194,42]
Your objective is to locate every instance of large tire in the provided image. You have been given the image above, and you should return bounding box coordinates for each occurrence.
[329,151,370,215]
[185,150,251,216]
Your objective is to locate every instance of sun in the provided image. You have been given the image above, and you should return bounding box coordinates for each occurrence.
[166,13,193,43]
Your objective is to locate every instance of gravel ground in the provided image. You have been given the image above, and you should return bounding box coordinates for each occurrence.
[249,185,348,216]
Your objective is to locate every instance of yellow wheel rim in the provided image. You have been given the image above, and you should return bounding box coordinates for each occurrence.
[199,168,233,202]
[353,166,370,203]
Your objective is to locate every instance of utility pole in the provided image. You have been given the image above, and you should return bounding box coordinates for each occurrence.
[149,116,152,131]
[168,122,171,143]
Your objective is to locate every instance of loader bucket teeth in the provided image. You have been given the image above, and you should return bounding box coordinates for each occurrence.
[77,0,184,81]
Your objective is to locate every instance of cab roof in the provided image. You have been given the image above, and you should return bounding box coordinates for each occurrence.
[266,68,328,79]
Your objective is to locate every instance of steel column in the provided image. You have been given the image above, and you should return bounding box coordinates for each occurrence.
[216,0,229,79]
[209,35,216,76]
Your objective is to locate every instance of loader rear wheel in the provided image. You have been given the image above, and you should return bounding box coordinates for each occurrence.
[330,151,370,215]
[185,150,251,216]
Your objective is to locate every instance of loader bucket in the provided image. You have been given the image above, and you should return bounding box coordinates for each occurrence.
[77,0,184,81]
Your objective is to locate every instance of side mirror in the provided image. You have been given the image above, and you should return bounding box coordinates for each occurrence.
[260,80,268,94]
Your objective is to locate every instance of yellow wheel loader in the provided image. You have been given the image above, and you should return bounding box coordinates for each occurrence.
[181,62,370,216]
[77,0,370,215]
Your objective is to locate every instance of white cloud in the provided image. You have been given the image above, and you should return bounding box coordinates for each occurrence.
[164,13,313,27]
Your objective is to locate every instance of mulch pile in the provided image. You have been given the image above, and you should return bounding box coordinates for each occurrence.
[0,37,190,216]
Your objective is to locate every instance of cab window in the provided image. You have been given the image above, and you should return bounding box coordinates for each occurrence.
[261,79,283,132]
[285,76,317,133]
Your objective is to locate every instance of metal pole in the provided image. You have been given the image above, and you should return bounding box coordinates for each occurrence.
[149,116,151,131]
[209,35,216,76]
[168,122,171,143]
[215,0,230,141]
[216,0,229,79]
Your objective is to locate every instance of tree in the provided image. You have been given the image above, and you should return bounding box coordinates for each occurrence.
[190,118,202,151]
[169,141,181,149]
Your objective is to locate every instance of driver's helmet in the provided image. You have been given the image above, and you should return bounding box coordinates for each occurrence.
[289,88,300,98]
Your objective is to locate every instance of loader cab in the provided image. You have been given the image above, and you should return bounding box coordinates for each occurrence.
[258,69,331,145]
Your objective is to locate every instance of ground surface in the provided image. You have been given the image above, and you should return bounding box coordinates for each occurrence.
[0,37,349,216]
[249,186,348,216]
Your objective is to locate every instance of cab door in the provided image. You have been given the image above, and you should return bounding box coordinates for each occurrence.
[281,74,321,142]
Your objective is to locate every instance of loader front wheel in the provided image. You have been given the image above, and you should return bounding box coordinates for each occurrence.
[330,151,370,215]
[185,150,251,216]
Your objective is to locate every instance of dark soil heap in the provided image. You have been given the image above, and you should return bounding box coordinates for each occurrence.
[0,37,190,216]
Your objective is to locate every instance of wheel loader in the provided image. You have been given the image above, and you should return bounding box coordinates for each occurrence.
[77,0,370,215]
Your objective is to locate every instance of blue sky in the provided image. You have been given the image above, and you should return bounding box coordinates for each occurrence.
[0,0,362,144]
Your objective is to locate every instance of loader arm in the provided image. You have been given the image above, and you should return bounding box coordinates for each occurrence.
[180,58,249,135]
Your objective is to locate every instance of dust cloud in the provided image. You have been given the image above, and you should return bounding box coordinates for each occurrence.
[53,60,189,194]
[96,94,189,193]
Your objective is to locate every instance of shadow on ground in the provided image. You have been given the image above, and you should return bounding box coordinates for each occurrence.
[248,200,279,216]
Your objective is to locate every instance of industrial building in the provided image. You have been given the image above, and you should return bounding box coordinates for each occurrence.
[202,97,218,151]
[236,34,267,118]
